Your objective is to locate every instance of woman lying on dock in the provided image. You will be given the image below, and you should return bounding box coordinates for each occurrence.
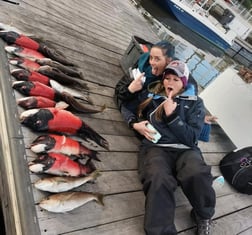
[115,59,216,234]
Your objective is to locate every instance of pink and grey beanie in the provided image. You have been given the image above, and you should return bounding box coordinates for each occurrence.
[163,60,190,88]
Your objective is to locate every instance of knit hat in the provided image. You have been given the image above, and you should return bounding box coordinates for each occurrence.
[163,60,190,88]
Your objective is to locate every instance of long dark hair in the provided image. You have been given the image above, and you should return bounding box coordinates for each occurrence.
[152,41,175,58]
[137,81,165,120]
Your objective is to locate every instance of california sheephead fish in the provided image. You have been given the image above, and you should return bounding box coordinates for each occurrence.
[12,81,99,113]
[12,67,88,92]
[28,152,96,177]
[30,134,100,161]
[17,96,68,109]
[0,31,75,66]
[20,108,109,150]
[34,170,101,193]
[5,45,45,60]
[13,80,62,101]
[9,57,41,71]
[11,69,50,85]
[39,191,104,213]
[36,58,83,79]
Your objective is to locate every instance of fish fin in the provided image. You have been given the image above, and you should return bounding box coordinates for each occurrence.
[86,158,97,172]
[50,79,90,103]
[61,92,102,114]
[95,193,104,206]
[88,150,101,162]
[89,170,102,181]
[100,104,106,112]
[55,101,69,109]
[39,45,76,66]
[78,123,110,150]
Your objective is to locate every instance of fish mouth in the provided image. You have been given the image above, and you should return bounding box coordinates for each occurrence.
[19,108,39,122]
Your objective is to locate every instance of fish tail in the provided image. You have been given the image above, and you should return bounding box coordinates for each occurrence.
[90,170,102,181]
[78,123,110,150]
[95,193,104,206]
[85,158,96,174]
[39,45,76,66]
[89,150,101,162]
[61,92,102,114]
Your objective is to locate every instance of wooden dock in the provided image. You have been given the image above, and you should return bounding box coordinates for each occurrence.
[0,0,251,234]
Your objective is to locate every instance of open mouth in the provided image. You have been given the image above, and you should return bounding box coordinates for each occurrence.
[152,67,158,75]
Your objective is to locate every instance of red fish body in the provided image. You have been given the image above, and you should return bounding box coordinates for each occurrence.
[20,108,109,150]
[0,31,74,66]
[11,69,50,85]
[28,152,96,177]
[0,31,40,50]
[12,80,61,101]
[30,134,100,161]
[13,80,100,114]
[17,96,57,109]
[5,45,45,60]
[9,57,41,71]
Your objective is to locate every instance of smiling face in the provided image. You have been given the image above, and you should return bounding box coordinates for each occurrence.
[149,47,172,76]
[163,73,184,97]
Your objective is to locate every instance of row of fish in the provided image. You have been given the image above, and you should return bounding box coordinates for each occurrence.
[0,33,106,113]
[0,25,108,213]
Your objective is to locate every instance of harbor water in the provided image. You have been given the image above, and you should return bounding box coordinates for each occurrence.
[139,0,250,87]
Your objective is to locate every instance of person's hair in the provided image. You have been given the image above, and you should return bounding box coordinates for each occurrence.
[137,82,165,120]
[152,41,175,58]
[138,69,185,120]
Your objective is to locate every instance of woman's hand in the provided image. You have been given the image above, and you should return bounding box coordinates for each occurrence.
[163,90,177,116]
[132,120,157,142]
[128,73,145,93]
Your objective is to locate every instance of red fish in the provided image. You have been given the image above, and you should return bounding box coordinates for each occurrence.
[11,69,50,85]
[20,108,109,150]
[5,45,45,60]
[9,57,41,71]
[0,31,74,66]
[12,80,61,100]
[11,68,87,89]
[12,81,99,113]
[17,96,68,109]
[28,152,96,177]
[30,134,100,161]
[36,59,83,79]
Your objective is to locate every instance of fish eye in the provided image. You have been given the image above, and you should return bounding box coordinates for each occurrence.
[35,120,42,127]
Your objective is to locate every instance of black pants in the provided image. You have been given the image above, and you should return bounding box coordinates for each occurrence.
[138,146,216,235]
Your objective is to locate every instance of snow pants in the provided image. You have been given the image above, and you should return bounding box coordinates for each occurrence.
[138,146,216,235]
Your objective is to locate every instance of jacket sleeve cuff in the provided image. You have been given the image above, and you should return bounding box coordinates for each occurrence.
[128,118,138,129]
[163,112,178,123]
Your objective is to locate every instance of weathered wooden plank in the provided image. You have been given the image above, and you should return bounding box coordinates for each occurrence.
[238,226,252,235]
[63,216,145,235]
[179,206,252,235]
[198,125,236,153]
[34,191,252,235]
[175,193,252,232]
[36,191,145,235]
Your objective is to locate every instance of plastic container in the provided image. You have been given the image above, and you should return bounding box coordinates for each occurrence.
[120,35,153,75]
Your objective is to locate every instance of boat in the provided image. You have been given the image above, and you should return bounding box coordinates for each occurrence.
[155,0,251,50]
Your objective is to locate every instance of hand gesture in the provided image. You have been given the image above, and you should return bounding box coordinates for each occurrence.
[163,90,177,116]
[128,72,145,93]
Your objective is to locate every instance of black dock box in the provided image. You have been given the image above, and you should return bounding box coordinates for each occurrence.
[120,35,153,75]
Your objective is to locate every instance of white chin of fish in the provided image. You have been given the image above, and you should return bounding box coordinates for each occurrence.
[20,108,39,119]
[29,163,45,173]
[31,144,47,153]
